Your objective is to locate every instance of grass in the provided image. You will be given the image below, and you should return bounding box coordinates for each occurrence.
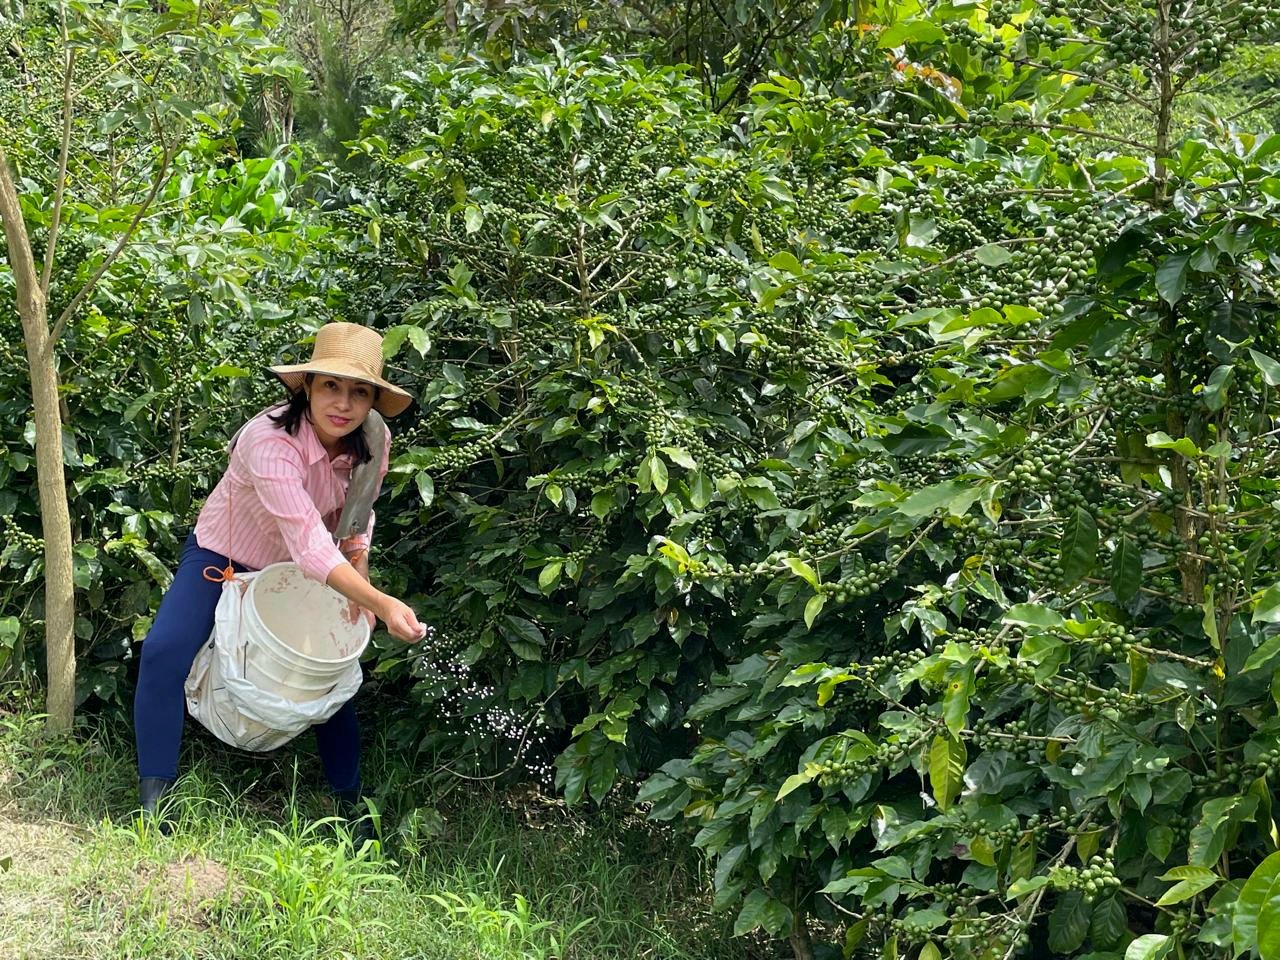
[0,686,758,960]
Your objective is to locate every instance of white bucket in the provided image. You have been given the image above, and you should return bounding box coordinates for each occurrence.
[241,562,370,703]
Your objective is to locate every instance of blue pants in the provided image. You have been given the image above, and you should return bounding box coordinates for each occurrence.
[133,533,361,796]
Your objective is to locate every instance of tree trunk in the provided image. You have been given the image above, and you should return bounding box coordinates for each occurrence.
[788,907,815,960]
[0,147,77,734]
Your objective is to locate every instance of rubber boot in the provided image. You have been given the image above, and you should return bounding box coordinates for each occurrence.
[138,777,174,835]
[335,786,377,849]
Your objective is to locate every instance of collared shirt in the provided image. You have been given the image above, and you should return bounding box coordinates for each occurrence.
[194,407,391,583]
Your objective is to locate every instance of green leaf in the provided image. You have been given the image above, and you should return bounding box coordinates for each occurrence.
[1110,535,1142,603]
[1202,583,1220,651]
[1003,603,1065,630]
[1048,890,1092,954]
[1191,795,1254,868]
[768,251,806,275]
[918,944,941,960]
[416,473,435,507]
[1243,633,1280,673]
[1010,839,1036,882]
[590,490,614,519]
[1090,896,1128,949]
[1158,865,1219,881]
[897,480,977,519]
[649,454,669,495]
[784,557,820,588]
[1259,894,1280,960]
[502,615,545,650]
[538,561,563,593]
[1059,507,1098,584]
[1125,934,1170,960]
[1147,826,1174,862]
[1146,431,1201,459]
[1128,647,1149,694]
[733,889,791,936]
[406,326,431,357]
[1077,829,1102,865]
[1203,364,1233,412]
[382,325,410,358]
[133,548,172,588]
[1252,583,1280,625]
[928,734,965,812]
[1156,252,1191,306]
[777,771,814,801]
[877,18,947,47]
[1156,874,1218,905]
[464,205,484,233]
[689,471,713,509]
[974,243,1013,266]
[942,665,973,737]
[1007,875,1049,898]
[123,390,158,422]
[1236,851,1280,956]
[660,446,697,469]
[842,919,868,958]
[1251,349,1280,387]
[804,594,826,630]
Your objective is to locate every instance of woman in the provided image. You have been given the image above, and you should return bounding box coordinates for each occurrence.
[133,322,425,827]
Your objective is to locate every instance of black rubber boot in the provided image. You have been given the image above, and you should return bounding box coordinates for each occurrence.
[335,786,377,849]
[138,777,174,835]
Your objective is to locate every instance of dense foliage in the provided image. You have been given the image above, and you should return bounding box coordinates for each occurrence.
[336,4,1280,957]
[7,0,1280,958]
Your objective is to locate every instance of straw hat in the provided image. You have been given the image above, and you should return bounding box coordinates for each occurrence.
[267,322,414,417]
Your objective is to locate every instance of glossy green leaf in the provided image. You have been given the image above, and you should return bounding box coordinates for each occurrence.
[1059,506,1098,584]
[1111,534,1142,602]
[928,734,965,812]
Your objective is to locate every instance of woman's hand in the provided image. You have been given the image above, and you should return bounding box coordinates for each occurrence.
[327,562,424,643]
[376,596,426,643]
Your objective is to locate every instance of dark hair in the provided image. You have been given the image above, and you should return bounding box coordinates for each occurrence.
[268,373,378,465]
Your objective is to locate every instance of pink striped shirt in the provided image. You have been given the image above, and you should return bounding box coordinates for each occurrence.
[195,407,391,583]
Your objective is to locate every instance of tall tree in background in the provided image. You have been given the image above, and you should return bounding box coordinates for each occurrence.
[274,0,395,158]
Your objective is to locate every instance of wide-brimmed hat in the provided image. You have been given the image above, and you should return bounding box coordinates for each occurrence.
[267,322,414,417]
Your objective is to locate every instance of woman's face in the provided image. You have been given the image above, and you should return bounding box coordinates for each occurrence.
[306,375,376,453]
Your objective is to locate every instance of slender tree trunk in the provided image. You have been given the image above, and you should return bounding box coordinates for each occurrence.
[0,147,77,734]
[788,910,815,960]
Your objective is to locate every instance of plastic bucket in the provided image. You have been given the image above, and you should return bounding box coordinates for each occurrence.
[241,563,370,703]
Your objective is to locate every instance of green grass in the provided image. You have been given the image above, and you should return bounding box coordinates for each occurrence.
[0,687,754,960]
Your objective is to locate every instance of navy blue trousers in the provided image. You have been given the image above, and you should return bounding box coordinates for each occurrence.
[133,533,361,795]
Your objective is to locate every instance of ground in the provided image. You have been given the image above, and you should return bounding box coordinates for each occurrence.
[0,698,755,960]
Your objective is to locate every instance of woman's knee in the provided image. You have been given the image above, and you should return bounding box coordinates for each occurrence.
[137,624,202,681]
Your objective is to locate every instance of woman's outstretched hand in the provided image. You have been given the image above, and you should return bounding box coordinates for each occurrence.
[378,597,427,643]
[327,562,425,643]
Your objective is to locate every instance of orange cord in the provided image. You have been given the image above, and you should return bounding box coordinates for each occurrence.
[202,562,237,584]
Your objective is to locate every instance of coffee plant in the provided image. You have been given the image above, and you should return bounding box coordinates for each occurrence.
[320,1,1280,956]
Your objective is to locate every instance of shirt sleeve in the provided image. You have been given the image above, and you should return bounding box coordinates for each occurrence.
[342,427,393,556]
[242,433,348,583]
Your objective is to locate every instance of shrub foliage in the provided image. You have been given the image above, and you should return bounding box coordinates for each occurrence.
[336,4,1280,957]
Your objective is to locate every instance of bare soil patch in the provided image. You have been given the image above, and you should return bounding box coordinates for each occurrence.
[139,852,234,927]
